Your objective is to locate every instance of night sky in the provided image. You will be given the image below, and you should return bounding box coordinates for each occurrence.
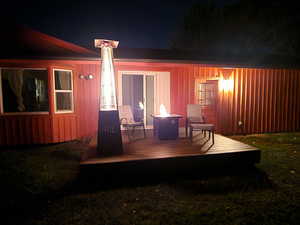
[3,0,235,49]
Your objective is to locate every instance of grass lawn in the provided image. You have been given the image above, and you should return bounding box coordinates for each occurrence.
[1,133,299,225]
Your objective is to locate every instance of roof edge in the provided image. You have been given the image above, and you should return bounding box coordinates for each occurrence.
[114,58,300,69]
[26,26,98,56]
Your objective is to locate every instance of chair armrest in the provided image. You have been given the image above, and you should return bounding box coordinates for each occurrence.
[187,116,205,124]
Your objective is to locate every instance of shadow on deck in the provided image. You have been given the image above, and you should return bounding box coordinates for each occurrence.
[80,129,260,180]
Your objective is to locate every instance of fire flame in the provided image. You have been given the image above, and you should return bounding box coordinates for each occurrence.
[139,101,144,110]
[159,104,169,117]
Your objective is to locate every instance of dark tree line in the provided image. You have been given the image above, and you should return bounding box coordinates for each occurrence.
[172,0,300,61]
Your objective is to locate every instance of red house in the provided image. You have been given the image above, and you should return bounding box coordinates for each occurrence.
[1,25,300,146]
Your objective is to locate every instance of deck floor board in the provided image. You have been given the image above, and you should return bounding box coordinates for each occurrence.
[81,130,259,165]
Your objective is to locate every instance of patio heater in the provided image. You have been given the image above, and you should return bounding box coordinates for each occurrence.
[95,39,123,156]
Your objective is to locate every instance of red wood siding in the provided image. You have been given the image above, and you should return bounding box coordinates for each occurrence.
[52,114,77,143]
[115,62,300,135]
[170,66,195,126]
[226,68,300,135]
[76,64,100,138]
[1,59,300,146]
[0,115,52,145]
[0,60,101,146]
[169,65,300,135]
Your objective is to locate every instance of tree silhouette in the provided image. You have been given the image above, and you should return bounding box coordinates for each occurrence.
[172,0,300,61]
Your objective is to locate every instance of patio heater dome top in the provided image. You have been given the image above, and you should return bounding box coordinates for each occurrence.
[95,39,119,48]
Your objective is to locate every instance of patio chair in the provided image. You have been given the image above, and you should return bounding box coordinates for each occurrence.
[189,123,215,144]
[118,105,146,141]
[185,104,205,137]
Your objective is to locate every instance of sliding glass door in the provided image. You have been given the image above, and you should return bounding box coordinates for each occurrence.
[122,74,155,126]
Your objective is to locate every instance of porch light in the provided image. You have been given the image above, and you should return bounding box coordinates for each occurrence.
[219,79,234,92]
[218,68,234,92]
[79,74,94,80]
[87,74,94,80]
[159,104,169,117]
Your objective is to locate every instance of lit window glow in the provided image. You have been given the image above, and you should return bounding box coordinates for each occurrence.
[159,104,169,117]
[219,79,234,92]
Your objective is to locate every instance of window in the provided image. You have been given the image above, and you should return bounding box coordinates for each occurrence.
[197,82,216,106]
[0,68,49,113]
[54,69,73,113]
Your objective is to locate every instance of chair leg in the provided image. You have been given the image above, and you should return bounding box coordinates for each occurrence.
[132,127,135,137]
[212,130,215,144]
[126,127,131,142]
[143,125,146,138]
[185,121,188,137]
[153,118,159,137]
[189,126,193,142]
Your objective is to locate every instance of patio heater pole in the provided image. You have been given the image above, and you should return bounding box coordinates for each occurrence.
[95,39,123,156]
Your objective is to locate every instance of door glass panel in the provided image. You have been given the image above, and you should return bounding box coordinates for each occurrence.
[122,74,143,122]
[146,76,154,126]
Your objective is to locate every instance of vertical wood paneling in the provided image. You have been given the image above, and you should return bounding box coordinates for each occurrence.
[51,115,78,143]
[291,70,297,131]
[235,69,241,134]
[285,69,290,131]
[168,64,300,135]
[297,70,300,129]
[270,69,275,132]
[253,69,258,133]
[76,64,100,138]
[266,69,271,132]
[280,69,285,132]
[1,60,299,146]
[0,115,51,145]
[245,69,251,133]
[259,69,264,133]
[278,69,283,131]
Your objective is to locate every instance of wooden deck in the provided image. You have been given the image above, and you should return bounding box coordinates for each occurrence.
[80,129,260,175]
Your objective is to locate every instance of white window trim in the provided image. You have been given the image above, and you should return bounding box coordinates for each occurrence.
[0,67,49,115]
[53,69,74,114]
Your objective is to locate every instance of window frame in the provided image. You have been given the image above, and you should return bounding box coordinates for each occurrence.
[53,69,74,114]
[197,82,217,106]
[0,67,49,115]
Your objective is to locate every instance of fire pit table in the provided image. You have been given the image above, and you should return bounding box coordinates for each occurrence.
[151,114,183,140]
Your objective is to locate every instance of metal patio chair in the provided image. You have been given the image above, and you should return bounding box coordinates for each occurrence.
[185,104,205,137]
[189,123,215,144]
[118,105,146,141]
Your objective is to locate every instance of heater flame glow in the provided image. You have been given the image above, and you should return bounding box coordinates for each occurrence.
[100,46,117,110]
[159,104,169,117]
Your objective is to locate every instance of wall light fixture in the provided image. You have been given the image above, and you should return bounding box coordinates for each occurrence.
[79,74,94,80]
